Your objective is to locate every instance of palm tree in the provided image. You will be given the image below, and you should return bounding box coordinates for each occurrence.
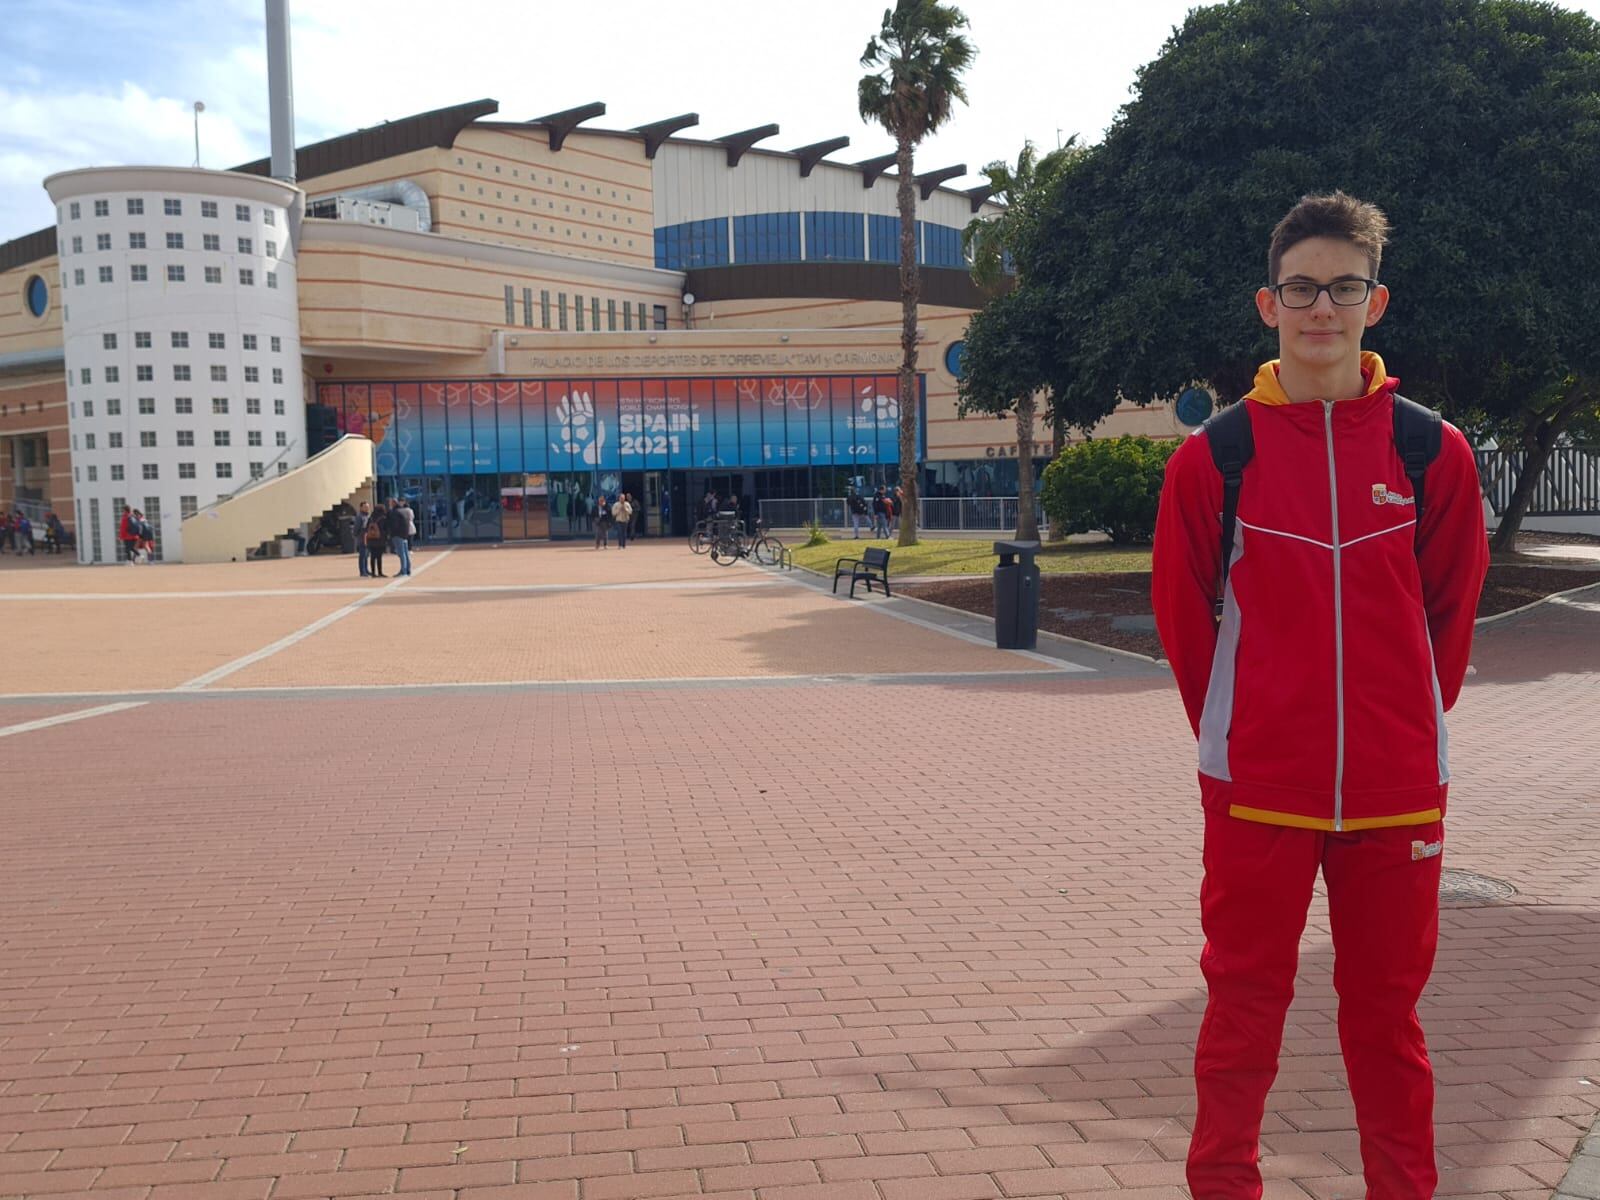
[859,0,975,547]
[963,140,1078,541]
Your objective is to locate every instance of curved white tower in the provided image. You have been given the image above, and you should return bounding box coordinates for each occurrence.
[44,166,303,562]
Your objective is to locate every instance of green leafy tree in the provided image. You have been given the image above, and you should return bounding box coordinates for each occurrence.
[982,0,1600,552]
[859,0,975,546]
[1039,436,1179,544]
[958,141,1079,541]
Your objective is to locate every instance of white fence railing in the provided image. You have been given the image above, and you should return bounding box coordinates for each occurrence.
[758,497,1046,535]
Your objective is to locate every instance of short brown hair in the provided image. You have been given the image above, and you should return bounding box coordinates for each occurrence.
[1268,191,1390,284]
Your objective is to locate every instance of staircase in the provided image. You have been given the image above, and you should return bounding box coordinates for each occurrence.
[180,435,375,563]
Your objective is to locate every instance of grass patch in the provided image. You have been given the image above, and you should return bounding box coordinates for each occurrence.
[785,538,1152,577]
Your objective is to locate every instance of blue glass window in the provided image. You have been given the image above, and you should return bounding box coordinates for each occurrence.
[804,211,864,261]
[25,275,47,317]
[733,213,800,263]
[923,224,965,267]
[868,214,900,263]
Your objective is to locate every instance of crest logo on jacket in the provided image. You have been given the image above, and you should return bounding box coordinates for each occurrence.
[1371,483,1416,506]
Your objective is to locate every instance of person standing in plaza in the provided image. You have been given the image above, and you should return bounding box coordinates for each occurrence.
[1152,192,1488,1200]
[44,511,65,554]
[364,503,388,577]
[354,501,375,577]
[613,493,633,549]
[593,493,612,549]
[386,498,412,576]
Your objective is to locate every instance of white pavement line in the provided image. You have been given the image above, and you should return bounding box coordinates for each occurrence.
[0,588,371,601]
[0,702,146,739]
[751,560,1094,672]
[173,548,456,691]
[404,579,782,594]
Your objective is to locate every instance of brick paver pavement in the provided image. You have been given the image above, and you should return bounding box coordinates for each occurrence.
[1,548,1595,1199]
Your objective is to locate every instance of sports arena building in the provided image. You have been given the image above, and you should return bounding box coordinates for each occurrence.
[0,96,1191,562]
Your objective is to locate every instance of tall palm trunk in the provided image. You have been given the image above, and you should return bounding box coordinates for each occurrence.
[895,137,920,546]
[1014,393,1039,541]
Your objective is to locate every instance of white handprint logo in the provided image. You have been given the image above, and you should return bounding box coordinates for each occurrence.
[551,390,607,465]
[862,391,899,423]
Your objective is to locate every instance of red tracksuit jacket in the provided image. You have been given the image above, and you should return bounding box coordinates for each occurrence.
[1152,352,1489,831]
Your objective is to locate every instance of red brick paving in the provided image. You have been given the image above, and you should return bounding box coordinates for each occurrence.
[0,568,1595,1197]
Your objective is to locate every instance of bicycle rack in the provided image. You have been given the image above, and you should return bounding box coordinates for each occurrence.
[777,547,794,571]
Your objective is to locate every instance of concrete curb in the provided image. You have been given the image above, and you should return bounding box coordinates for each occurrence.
[1555,1113,1600,1200]
[1473,578,1600,628]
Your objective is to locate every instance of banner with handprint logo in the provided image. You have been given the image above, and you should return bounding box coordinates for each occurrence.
[319,372,915,474]
[551,389,608,466]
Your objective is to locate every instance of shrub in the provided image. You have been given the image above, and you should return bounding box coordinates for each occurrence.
[1039,435,1179,544]
[803,520,830,548]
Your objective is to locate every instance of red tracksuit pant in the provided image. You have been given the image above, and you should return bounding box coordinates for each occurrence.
[1187,811,1443,1200]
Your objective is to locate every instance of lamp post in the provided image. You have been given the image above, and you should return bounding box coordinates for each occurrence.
[193,101,205,167]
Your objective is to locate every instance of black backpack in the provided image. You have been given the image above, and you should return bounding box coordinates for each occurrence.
[1203,395,1442,620]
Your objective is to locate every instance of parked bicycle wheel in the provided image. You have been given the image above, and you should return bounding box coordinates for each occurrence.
[751,536,783,566]
[690,529,710,554]
[709,534,742,565]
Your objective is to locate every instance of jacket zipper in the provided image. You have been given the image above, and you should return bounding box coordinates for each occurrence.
[1323,400,1345,830]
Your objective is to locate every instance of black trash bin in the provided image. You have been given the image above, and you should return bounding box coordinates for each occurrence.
[338,515,357,554]
[993,540,1042,650]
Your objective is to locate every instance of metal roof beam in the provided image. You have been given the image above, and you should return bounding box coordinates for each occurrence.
[715,124,780,167]
[530,101,607,152]
[916,163,968,200]
[631,113,700,159]
[855,152,897,188]
[791,136,850,178]
[965,183,996,213]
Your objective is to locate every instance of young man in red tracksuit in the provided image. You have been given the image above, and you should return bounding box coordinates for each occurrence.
[1152,192,1489,1200]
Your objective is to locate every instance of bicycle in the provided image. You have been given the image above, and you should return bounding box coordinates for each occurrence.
[709,517,785,567]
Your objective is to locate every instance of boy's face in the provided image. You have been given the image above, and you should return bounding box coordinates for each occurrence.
[1255,236,1389,370]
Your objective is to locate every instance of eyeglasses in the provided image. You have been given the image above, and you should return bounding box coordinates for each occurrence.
[1270,277,1377,309]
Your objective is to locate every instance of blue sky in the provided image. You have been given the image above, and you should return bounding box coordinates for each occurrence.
[5,0,1600,245]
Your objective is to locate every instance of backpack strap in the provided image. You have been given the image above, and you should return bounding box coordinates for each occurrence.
[1392,394,1442,541]
[1201,401,1255,621]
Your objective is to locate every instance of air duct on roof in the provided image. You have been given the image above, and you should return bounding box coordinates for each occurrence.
[307,180,433,233]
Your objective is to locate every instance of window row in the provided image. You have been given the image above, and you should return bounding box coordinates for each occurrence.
[77,429,287,449]
[76,461,278,483]
[64,265,278,287]
[502,286,668,333]
[64,232,276,256]
[77,364,284,385]
[73,397,289,418]
[65,199,275,223]
[97,332,283,352]
[652,212,974,270]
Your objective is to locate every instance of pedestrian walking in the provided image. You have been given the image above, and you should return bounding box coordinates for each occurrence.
[847,490,868,538]
[117,506,139,564]
[1151,191,1489,1200]
[44,511,65,554]
[890,486,904,536]
[613,493,633,549]
[593,494,612,548]
[398,497,416,570]
[15,513,34,555]
[871,488,890,538]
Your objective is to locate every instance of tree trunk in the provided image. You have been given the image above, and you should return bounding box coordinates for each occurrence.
[895,137,920,547]
[1014,393,1039,541]
[1487,385,1590,554]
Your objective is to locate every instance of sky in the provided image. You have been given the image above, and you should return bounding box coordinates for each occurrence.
[4,0,1600,246]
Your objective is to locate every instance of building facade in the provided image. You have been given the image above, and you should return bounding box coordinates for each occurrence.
[0,98,1198,560]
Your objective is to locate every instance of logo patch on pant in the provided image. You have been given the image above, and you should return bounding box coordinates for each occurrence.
[1411,839,1443,861]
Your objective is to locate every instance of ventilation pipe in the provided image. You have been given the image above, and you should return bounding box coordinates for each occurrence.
[265,0,295,183]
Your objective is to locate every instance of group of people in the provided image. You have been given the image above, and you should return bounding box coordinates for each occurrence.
[355,497,415,578]
[846,486,903,539]
[116,506,157,563]
[591,492,640,549]
[0,509,66,555]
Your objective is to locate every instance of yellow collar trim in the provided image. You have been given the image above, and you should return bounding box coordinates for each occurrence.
[1245,351,1388,406]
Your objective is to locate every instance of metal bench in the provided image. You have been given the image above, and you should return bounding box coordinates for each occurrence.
[832,547,892,598]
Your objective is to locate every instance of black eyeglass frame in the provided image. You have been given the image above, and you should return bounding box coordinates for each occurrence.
[1268,277,1379,309]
